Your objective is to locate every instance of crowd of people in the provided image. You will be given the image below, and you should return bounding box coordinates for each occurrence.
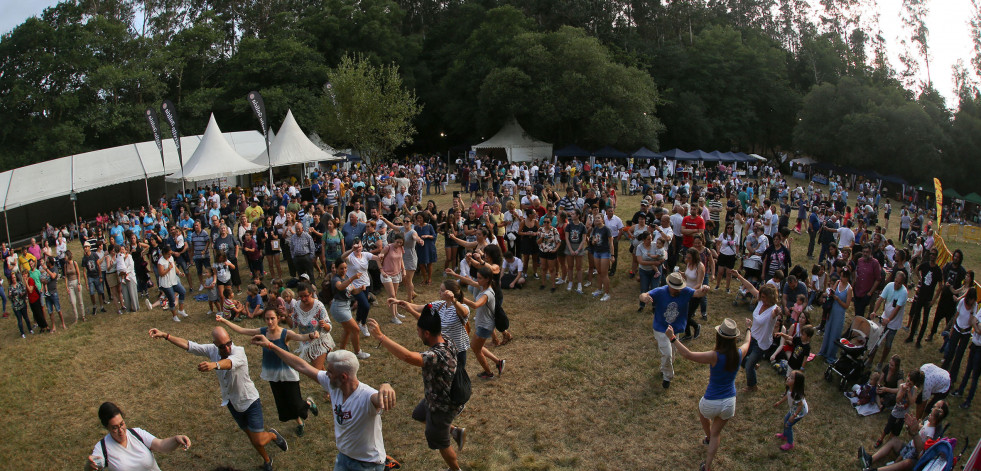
[1,153,976,471]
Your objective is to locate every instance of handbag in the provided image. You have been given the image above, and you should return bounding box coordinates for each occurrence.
[449,358,471,406]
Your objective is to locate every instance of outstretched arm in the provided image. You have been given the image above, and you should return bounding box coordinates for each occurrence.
[251,334,321,380]
[215,315,261,336]
[665,325,718,365]
[149,435,192,453]
[148,328,189,351]
[366,319,423,367]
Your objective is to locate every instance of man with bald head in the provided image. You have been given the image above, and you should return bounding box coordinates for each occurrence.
[149,326,288,471]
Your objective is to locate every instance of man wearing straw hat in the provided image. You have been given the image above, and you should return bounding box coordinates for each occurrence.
[640,271,710,390]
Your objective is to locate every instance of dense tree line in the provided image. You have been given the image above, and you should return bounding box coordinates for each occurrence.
[1,0,980,190]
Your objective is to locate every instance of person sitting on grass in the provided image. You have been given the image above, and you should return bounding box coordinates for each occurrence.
[874,369,922,448]
[859,401,949,471]
[223,287,247,322]
[246,284,264,319]
[772,325,814,376]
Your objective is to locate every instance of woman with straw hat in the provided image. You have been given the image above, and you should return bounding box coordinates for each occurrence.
[666,318,751,471]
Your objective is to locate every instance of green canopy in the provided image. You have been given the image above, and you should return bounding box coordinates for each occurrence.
[963,192,981,204]
[943,188,963,199]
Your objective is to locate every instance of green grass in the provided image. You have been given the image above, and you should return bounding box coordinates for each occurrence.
[0,178,978,470]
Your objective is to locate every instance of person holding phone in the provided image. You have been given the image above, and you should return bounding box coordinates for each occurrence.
[874,270,909,369]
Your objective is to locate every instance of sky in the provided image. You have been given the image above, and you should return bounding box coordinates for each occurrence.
[1,0,977,106]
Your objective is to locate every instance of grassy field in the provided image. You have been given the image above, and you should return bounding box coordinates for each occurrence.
[1,178,978,471]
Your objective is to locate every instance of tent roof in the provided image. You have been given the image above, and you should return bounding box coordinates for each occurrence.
[791,156,818,165]
[687,150,713,161]
[749,153,767,161]
[964,192,981,204]
[253,109,339,167]
[661,148,695,161]
[553,145,591,158]
[0,171,12,209]
[631,147,660,159]
[6,157,73,210]
[943,188,963,199]
[732,152,754,162]
[472,119,551,151]
[593,146,628,159]
[167,114,266,182]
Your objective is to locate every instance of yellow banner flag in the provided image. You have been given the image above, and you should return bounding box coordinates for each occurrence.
[934,178,943,226]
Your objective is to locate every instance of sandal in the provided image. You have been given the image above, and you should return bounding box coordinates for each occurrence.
[500,332,513,346]
[874,438,883,448]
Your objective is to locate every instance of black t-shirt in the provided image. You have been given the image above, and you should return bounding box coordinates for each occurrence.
[916,262,944,300]
[81,253,101,278]
[939,263,967,305]
[787,336,811,371]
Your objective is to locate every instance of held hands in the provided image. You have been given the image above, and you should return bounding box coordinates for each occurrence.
[745,318,753,329]
[251,334,273,348]
[215,314,227,324]
[318,319,330,330]
[148,328,167,339]
[366,318,383,338]
[665,325,675,338]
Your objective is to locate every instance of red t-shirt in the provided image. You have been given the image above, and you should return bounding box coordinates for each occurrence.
[681,215,705,248]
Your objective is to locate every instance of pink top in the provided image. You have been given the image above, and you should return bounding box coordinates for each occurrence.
[380,244,404,276]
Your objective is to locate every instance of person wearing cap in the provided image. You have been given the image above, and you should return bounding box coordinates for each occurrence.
[665,318,751,471]
[639,271,710,389]
[367,306,467,471]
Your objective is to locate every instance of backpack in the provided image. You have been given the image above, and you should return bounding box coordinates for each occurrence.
[449,309,472,406]
[100,428,149,464]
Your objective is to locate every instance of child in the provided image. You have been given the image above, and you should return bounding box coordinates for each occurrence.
[222,287,247,321]
[773,325,814,376]
[791,294,806,324]
[203,267,218,315]
[773,370,808,451]
[251,274,268,302]
[847,371,882,408]
[245,284,264,318]
[271,278,285,295]
[874,370,920,447]
[213,253,234,307]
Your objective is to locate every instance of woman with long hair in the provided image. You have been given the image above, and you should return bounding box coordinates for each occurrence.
[682,248,706,340]
[390,278,471,370]
[344,241,374,337]
[589,210,614,302]
[324,259,370,359]
[262,215,283,278]
[63,249,86,323]
[414,212,437,285]
[217,308,319,436]
[536,216,561,291]
[460,266,506,379]
[666,318,751,471]
[818,269,853,362]
[715,223,739,292]
[378,231,406,324]
[518,208,540,281]
[440,208,462,275]
[731,269,783,392]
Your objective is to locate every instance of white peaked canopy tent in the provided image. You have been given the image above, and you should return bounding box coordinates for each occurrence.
[253,109,340,167]
[472,119,552,162]
[167,114,266,182]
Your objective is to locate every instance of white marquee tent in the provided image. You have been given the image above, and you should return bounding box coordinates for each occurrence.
[472,119,552,162]
[167,114,267,182]
[253,109,340,167]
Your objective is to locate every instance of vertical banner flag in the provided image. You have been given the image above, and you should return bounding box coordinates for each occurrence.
[145,108,164,168]
[933,178,943,227]
[247,91,273,184]
[161,100,185,192]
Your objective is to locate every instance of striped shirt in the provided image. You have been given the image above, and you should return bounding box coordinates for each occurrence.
[190,229,211,259]
[432,300,470,353]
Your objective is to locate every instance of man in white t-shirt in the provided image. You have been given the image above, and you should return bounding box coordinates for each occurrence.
[254,336,395,470]
[874,271,908,368]
[837,222,856,249]
[604,206,625,275]
[149,326,288,471]
[155,246,187,322]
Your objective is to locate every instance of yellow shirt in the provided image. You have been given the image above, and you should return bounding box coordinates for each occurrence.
[244,205,264,224]
[18,253,35,273]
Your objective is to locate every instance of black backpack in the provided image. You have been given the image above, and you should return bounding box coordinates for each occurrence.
[100,428,149,464]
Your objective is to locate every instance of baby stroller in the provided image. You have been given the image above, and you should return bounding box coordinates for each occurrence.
[824,316,884,391]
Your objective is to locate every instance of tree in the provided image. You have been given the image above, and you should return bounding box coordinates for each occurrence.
[317,54,422,164]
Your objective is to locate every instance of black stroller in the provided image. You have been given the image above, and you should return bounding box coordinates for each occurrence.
[824,316,884,391]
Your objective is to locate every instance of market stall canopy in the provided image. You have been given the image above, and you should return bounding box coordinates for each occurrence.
[592,146,628,159]
[749,153,767,161]
[167,114,267,182]
[791,156,818,165]
[553,144,591,158]
[661,148,696,161]
[631,147,661,159]
[733,152,754,162]
[964,192,981,204]
[687,150,713,161]
[253,109,339,167]
[472,119,552,162]
[943,188,964,200]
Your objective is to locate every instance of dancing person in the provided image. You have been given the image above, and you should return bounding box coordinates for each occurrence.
[666,318,751,471]
[730,268,782,392]
[217,309,318,437]
[640,271,711,389]
[147,326,288,471]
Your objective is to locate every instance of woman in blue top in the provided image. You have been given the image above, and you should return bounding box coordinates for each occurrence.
[666,318,751,471]
[216,308,320,437]
[818,269,852,363]
[414,212,437,286]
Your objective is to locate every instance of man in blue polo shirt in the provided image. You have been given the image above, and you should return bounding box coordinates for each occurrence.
[640,271,710,389]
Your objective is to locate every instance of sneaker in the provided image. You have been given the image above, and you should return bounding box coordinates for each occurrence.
[662,379,670,389]
[91,307,96,316]
[391,317,403,325]
[591,290,603,297]
[263,458,274,471]
[680,334,692,342]
[270,428,288,451]
[555,278,564,285]
[356,350,371,360]
[567,282,573,291]
[306,397,319,416]
[951,389,962,397]
[360,324,370,337]
[21,334,25,339]
[496,359,506,375]
[396,312,406,319]
[296,424,304,437]
[600,294,610,301]
[858,446,872,468]
[198,284,204,291]
[145,299,153,311]
[576,288,584,294]
[701,313,707,321]
[477,371,494,380]
[533,274,539,279]
[583,281,591,287]
[961,401,971,409]
[172,315,181,323]
[693,324,701,340]
[100,307,107,313]
[780,443,794,451]
[451,426,466,451]
[179,310,188,317]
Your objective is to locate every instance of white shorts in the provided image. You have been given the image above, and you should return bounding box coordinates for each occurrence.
[381,272,403,284]
[699,396,736,420]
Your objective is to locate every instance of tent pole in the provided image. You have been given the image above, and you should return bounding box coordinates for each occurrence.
[3,211,9,245]
[72,199,79,232]
[145,178,152,209]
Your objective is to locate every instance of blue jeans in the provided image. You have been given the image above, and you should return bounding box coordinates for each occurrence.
[783,411,803,444]
[353,290,370,324]
[160,283,186,311]
[638,270,659,307]
[957,343,981,403]
[334,453,385,471]
[743,338,765,388]
[13,306,30,335]
[0,286,6,312]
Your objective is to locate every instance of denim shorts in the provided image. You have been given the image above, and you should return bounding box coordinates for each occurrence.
[228,398,264,433]
[476,326,494,339]
[594,251,611,260]
[87,276,104,294]
[334,453,385,471]
[330,300,353,323]
[44,292,61,312]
